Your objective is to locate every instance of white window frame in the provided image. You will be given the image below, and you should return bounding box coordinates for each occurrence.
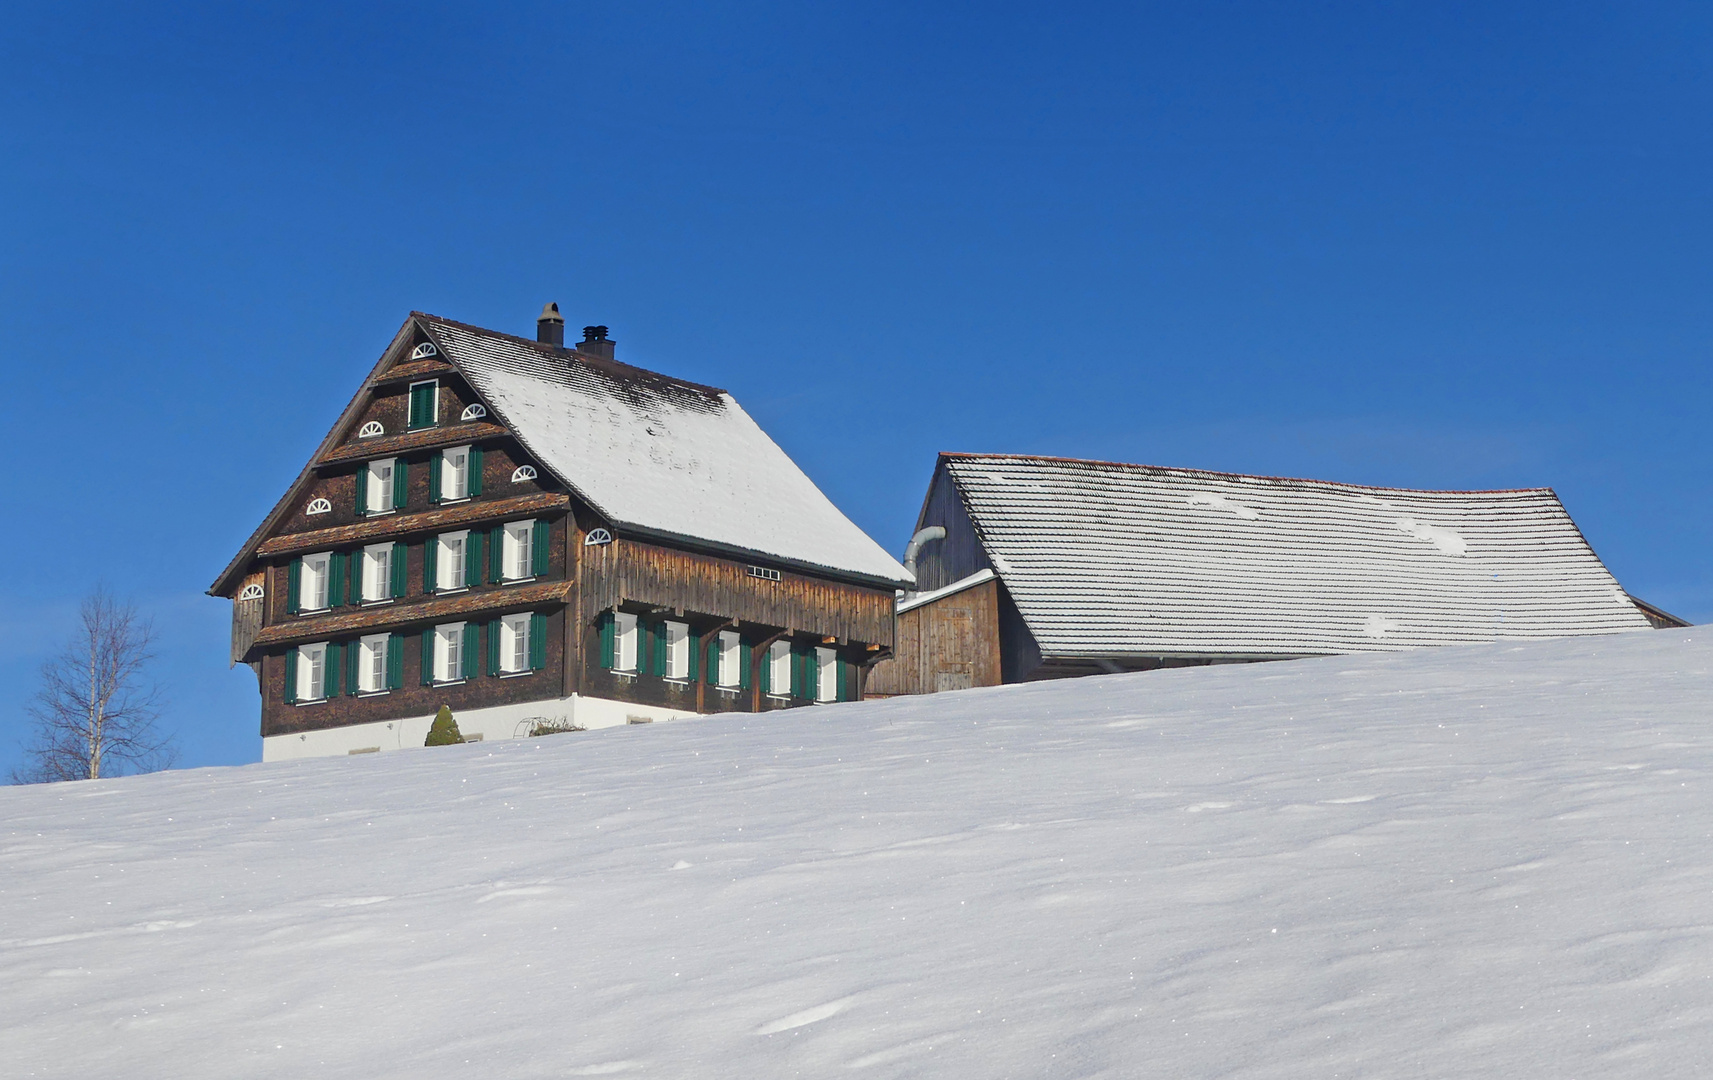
[718,630,743,689]
[436,531,468,593]
[816,646,838,703]
[296,642,328,702]
[503,519,535,582]
[768,640,792,697]
[440,445,471,503]
[299,552,330,613]
[361,543,393,604]
[613,611,638,673]
[366,458,397,515]
[663,621,689,680]
[434,623,466,684]
[501,614,531,675]
[358,633,390,694]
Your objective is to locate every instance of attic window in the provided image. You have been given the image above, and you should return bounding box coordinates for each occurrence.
[584,528,612,546]
[409,342,438,360]
[511,466,538,483]
[460,404,487,422]
[306,497,333,516]
[747,565,782,582]
[238,583,264,601]
[358,421,385,439]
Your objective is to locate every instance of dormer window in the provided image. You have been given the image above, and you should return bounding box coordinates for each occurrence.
[407,380,438,430]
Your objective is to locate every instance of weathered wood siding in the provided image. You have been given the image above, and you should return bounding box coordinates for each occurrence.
[866,578,1002,696]
[581,538,895,647]
[911,467,992,593]
[230,571,265,665]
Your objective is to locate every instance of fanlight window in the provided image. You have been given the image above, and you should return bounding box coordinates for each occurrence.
[460,404,487,421]
[584,528,612,546]
[409,342,438,360]
[357,421,385,438]
[511,465,538,483]
[306,497,333,515]
[238,583,265,601]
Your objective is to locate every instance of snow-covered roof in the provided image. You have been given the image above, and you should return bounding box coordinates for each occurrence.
[420,316,910,587]
[940,453,1652,658]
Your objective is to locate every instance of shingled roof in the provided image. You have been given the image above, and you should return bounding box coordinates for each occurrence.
[937,453,1652,659]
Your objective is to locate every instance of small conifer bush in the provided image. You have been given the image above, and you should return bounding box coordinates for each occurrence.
[424,705,465,746]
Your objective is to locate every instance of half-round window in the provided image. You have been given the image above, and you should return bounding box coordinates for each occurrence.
[306,497,333,515]
[358,421,384,438]
[409,342,438,360]
[461,404,488,421]
[511,465,538,483]
[584,528,613,546]
[238,583,265,601]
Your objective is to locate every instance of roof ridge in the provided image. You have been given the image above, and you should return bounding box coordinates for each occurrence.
[412,311,729,398]
[938,451,1556,498]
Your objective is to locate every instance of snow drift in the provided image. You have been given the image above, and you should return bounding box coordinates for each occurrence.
[4,628,1711,1078]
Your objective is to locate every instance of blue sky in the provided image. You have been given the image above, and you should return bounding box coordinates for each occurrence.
[4,2,1710,774]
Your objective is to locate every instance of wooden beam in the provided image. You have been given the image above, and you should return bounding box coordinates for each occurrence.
[256,493,570,557]
[317,422,511,466]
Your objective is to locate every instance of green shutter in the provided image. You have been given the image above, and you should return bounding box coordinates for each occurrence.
[837,657,850,702]
[708,635,721,685]
[420,629,434,685]
[461,623,479,681]
[532,520,550,577]
[466,530,483,586]
[423,536,438,594]
[490,526,504,581]
[487,619,501,676]
[688,628,700,682]
[286,559,302,614]
[759,645,772,695]
[468,446,484,496]
[409,382,437,430]
[598,612,614,669]
[654,622,667,676]
[738,639,750,690]
[327,552,345,609]
[429,453,443,505]
[387,633,403,690]
[529,613,547,671]
[391,542,408,599]
[283,648,298,704]
[354,467,368,518]
[393,460,408,510]
[346,641,360,695]
[325,641,342,700]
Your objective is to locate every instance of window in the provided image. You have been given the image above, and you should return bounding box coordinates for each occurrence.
[747,565,781,582]
[767,641,792,697]
[358,634,390,693]
[433,623,466,683]
[358,420,385,438]
[663,621,690,679]
[440,446,470,502]
[409,342,438,360]
[299,553,330,612]
[296,643,328,702]
[363,458,398,515]
[511,465,537,483]
[460,403,487,421]
[583,528,611,546]
[614,611,638,672]
[305,497,332,516]
[435,531,468,592]
[500,614,530,674]
[408,380,438,430]
[816,646,838,703]
[361,543,393,603]
[238,583,264,602]
[718,630,743,689]
[503,520,534,581]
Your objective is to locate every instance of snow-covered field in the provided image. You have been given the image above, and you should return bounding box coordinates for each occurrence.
[5,629,1711,1078]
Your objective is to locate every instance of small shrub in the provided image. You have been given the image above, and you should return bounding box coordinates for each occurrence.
[425,705,465,746]
[523,716,585,737]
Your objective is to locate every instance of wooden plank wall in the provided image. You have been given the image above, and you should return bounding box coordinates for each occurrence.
[581,538,896,647]
[866,578,1003,696]
[912,467,993,593]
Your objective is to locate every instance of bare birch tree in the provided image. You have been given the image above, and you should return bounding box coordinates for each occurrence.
[11,589,175,783]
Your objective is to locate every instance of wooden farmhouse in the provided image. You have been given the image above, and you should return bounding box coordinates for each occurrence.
[867,452,1685,695]
[211,306,912,759]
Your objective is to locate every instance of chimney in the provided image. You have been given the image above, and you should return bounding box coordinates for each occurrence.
[536,302,565,347]
[578,325,615,361]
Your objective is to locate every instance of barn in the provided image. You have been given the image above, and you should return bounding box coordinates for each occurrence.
[867,452,1682,696]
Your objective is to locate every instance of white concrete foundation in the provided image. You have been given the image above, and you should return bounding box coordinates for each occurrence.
[262,694,699,762]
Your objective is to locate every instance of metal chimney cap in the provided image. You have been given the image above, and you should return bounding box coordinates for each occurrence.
[538,302,564,324]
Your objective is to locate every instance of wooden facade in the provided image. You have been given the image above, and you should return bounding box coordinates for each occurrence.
[866,574,1003,696]
[211,310,909,754]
